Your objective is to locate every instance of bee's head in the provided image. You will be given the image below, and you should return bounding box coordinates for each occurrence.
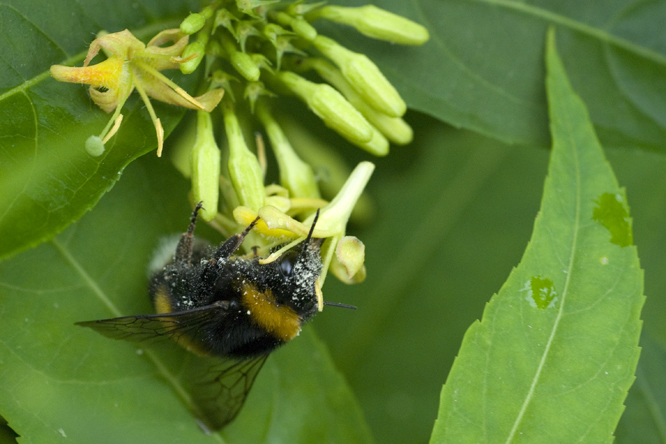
[267,211,323,318]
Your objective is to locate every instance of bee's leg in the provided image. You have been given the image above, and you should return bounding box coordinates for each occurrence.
[175,202,204,264]
[214,216,260,260]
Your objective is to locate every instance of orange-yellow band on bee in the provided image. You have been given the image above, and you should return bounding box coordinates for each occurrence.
[153,284,173,314]
[240,281,301,341]
[152,283,211,356]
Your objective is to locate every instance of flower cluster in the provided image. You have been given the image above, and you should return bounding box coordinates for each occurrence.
[50,1,429,295]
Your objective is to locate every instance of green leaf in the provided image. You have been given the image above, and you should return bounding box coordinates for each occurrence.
[327,0,666,151]
[0,157,372,443]
[0,0,200,260]
[616,332,666,443]
[428,29,644,443]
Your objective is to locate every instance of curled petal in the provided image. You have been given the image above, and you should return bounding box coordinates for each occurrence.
[145,29,190,70]
[196,89,226,112]
[84,30,144,66]
[147,28,186,48]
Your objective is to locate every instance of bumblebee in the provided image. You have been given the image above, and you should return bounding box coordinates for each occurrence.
[77,202,343,431]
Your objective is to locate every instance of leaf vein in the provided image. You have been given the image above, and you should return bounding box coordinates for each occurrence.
[504,87,582,443]
[474,0,666,66]
[50,237,225,441]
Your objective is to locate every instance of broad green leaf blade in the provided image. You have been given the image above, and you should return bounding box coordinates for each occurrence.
[0,0,199,260]
[615,333,666,443]
[329,0,666,151]
[0,157,372,444]
[429,29,644,443]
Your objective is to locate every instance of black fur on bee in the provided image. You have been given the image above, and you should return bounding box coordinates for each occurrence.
[77,203,324,431]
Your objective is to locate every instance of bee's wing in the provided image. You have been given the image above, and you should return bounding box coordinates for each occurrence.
[78,302,269,430]
[187,354,269,432]
[75,301,230,347]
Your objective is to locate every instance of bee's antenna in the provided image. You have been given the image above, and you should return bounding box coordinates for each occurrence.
[323,301,357,310]
[304,209,320,245]
[300,209,322,258]
[176,201,204,264]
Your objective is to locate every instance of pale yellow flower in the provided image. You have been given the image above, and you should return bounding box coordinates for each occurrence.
[50,29,224,156]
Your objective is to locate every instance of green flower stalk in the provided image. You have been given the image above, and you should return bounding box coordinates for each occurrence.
[222,98,265,212]
[255,101,320,199]
[191,111,221,221]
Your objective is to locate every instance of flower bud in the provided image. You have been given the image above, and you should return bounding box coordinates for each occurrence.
[305,58,413,145]
[275,12,317,41]
[329,253,366,284]
[180,12,206,35]
[364,110,413,146]
[313,36,406,117]
[200,5,215,20]
[256,101,320,199]
[222,37,260,81]
[191,111,220,221]
[275,71,373,144]
[167,113,198,178]
[356,127,389,156]
[312,5,429,45]
[335,236,365,280]
[179,41,206,74]
[232,51,261,81]
[222,99,265,211]
[85,135,105,157]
